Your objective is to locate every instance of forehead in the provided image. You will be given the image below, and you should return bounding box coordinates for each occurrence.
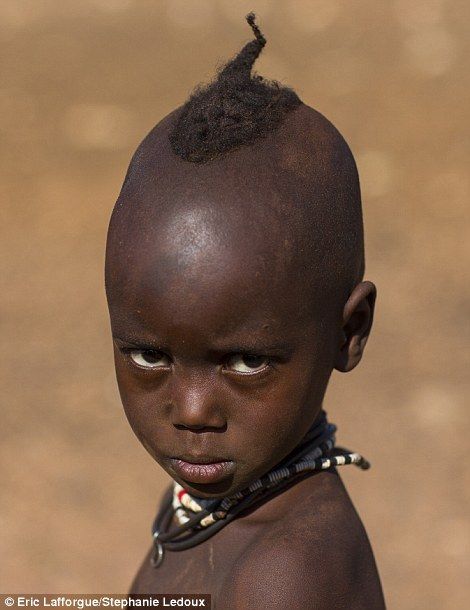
[106,199,319,340]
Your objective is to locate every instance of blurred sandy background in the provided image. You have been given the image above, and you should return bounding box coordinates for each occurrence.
[1,1,469,607]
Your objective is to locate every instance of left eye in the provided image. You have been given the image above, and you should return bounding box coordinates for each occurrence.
[129,349,171,369]
[225,354,270,374]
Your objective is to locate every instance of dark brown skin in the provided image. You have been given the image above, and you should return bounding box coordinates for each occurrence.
[105,104,385,608]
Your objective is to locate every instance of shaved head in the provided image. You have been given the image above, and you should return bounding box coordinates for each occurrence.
[106,103,364,324]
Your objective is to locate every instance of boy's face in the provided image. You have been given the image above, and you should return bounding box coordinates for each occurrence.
[107,204,343,499]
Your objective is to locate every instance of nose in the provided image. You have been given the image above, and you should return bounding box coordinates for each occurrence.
[171,370,226,432]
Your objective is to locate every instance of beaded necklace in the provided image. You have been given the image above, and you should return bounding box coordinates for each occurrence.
[150,410,369,568]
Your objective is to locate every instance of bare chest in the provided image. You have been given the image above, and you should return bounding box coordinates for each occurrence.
[129,524,254,606]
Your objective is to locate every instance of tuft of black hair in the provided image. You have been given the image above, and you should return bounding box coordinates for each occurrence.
[169,13,301,163]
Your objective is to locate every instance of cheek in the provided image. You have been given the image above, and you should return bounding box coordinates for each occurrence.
[281,353,332,426]
[232,357,332,468]
[113,354,167,447]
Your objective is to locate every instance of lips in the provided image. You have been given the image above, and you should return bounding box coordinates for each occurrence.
[170,457,236,484]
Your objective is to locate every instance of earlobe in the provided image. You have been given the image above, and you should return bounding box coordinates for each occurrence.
[334,281,377,373]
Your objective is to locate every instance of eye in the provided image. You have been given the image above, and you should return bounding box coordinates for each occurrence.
[129,349,171,369]
[225,354,270,375]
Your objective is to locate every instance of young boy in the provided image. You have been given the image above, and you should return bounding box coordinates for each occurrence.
[105,14,385,609]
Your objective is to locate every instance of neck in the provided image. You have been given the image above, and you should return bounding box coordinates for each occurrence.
[150,409,368,566]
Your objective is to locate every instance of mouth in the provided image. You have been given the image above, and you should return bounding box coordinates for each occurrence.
[169,456,236,484]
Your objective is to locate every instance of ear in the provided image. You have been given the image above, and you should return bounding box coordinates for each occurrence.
[334,281,377,373]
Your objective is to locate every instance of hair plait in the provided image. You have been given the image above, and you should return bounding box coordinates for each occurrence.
[169,13,301,163]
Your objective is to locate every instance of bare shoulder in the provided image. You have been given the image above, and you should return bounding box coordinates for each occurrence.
[220,472,386,610]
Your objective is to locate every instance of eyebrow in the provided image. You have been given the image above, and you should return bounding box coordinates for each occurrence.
[113,336,169,350]
[113,336,294,357]
[210,342,294,357]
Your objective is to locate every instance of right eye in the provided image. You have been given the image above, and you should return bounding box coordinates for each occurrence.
[225,353,270,375]
[129,349,171,369]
